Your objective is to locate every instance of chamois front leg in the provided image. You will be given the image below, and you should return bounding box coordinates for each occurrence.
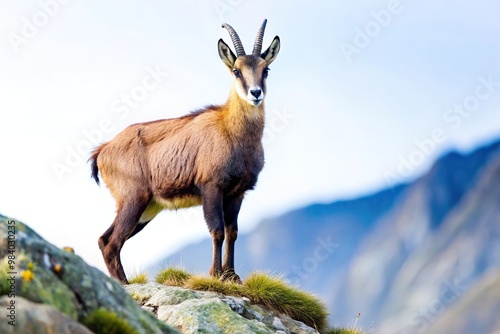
[221,194,243,283]
[201,184,225,278]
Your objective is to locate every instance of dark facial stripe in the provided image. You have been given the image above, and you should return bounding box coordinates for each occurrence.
[260,76,267,94]
[239,74,249,95]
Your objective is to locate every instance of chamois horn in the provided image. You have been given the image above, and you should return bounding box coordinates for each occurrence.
[252,19,267,55]
[222,23,246,57]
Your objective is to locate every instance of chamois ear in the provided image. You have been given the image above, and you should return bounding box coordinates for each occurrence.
[261,36,280,65]
[218,39,237,68]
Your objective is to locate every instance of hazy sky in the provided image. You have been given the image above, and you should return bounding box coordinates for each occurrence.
[1,0,499,274]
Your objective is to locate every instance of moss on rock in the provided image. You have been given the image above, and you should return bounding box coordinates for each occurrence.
[0,215,179,334]
[83,308,138,334]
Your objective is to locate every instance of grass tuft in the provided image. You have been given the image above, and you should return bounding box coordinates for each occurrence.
[128,273,148,284]
[243,272,328,332]
[185,275,244,296]
[325,329,363,334]
[155,267,191,286]
[83,308,137,334]
[129,292,149,305]
[323,312,366,334]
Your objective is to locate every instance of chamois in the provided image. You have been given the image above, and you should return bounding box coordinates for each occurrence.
[90,20,280,284]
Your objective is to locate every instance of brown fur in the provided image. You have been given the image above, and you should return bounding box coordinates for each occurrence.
[94,89,265,203]
[90,24,280,284]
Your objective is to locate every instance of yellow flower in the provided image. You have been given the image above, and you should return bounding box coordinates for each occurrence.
[21,270,34,282]
[53,264,62,275]
[62,246,75,254]
[26,262,35,270]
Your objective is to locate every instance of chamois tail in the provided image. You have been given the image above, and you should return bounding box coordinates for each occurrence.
[89,145,104,185]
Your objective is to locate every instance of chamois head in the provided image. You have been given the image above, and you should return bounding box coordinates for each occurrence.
[218,19,280,107]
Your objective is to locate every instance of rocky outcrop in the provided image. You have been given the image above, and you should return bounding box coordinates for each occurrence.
[0,215,179,334]
[0,215,333,334]
[126,282,321,334]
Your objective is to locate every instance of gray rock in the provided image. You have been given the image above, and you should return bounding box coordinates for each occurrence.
[0,296,94,334]
[279,314,321,334]
[158,298,274,334]
[0,216,179,334]
[126,282,321,334]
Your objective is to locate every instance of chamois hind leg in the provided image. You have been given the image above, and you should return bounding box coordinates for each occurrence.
[127,220,151,240]
[98,224,115,251]
[98,194,151,284]
[221,194,243,283]
[126,198,163,240]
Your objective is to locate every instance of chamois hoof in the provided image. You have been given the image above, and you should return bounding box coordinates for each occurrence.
[220,270,242,284]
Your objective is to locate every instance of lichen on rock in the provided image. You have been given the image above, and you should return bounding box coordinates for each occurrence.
[0,215,179,334]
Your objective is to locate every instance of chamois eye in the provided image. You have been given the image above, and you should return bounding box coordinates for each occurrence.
[263,68,270,78]
[233,69,241,77]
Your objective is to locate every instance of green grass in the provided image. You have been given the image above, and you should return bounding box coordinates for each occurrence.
[325,329,363,334]
[83,308,137,334]
[185,275,244,296]
[243,272,329,331]
[128,273,148,284]
[155,267,191,286]
[129,292,149,305]
[324,312,367,334]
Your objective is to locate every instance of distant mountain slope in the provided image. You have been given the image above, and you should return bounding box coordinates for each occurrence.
[149,139,500,333]
[332,141,500,329]
[425,269,500,334]
[376,149,500,333]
